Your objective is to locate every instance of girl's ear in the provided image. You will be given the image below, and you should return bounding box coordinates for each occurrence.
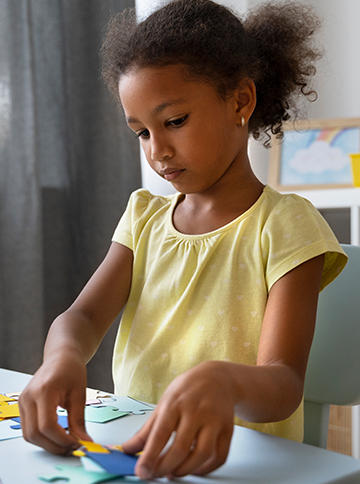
[233,79,256,126]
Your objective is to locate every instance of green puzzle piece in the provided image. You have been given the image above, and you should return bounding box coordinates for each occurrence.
[85,406,129,423]
[39,464,118,484]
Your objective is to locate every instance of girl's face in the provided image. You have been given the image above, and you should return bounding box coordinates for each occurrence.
[119,64,249,195]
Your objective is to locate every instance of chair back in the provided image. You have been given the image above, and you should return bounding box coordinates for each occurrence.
[303,244,360,447]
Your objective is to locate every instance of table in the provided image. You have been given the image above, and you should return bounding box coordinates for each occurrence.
[2,368,360,484]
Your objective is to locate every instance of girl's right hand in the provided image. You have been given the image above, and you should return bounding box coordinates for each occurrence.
[18,350,92,455]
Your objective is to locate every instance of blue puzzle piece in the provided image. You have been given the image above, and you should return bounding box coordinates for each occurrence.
[98,396,153,416]
[0,419,23,440]
[10,423,21,430]
[57,414,69,428]
[85,449,138,476]
[39,464,118,484]
[8,414,68,430]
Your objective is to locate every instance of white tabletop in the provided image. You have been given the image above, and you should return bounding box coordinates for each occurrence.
[1,368,360,484]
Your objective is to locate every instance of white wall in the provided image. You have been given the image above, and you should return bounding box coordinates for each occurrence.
[248,0,360,183]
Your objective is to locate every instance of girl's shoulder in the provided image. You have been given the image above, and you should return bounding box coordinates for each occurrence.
[263,185,320,214]
[261,185,337,239]
[127,188,179,217]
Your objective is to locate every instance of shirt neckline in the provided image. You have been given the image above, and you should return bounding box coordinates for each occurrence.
[167,185,271,240]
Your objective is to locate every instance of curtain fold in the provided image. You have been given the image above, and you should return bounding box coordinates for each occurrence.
[0,0,140,391]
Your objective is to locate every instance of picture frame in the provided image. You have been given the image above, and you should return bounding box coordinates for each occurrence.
[268,117,360,190]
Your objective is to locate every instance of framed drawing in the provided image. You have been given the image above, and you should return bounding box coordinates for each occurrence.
[269,117,360,190]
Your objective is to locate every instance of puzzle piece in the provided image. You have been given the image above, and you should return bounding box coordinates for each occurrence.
[81,455,109,473]
[99,396,154,416]
[80,440,110,453]
[9,416,21,429]
[86,389,154,415]
[85,406,129,423]
[39,465,118,484]
[85,399,102,406]
[86,389,113,401]
[0,393,16,403]
[0,401,20,419]
[85,449,138,476]
[0,419,23,440]
[9,417,22,430]
[7,414,69,430]
[57,414,69,428]
[4,391,21,400]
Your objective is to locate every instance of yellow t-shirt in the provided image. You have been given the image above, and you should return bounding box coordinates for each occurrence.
[111,186,347,442]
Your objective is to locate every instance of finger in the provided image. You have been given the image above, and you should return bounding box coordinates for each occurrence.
[36,395,79,452]
[66,390,92,443]
[134,410,180,480]
[121,411,156,455]
[19,398,76,455]
[167,425,217,477]
[150,416,199,478]
[189,427,233,476]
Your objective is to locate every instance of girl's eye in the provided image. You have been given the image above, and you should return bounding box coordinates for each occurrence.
[168,115,188,127]
[136,129,150,140]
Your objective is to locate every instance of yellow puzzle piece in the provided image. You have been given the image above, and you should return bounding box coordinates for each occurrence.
[79,440,110,453]
[0,401,20,419]
[0,394,16,403]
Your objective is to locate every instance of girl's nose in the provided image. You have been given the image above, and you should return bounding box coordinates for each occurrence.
[149,134,174,162]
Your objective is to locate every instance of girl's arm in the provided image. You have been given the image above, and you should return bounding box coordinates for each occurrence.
[122,254,324,479]
[19,241,133,455]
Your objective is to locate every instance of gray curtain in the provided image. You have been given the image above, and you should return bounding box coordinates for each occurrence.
[0,0,141,391]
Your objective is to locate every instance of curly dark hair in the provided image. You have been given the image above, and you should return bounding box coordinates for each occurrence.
[100,0,322,146]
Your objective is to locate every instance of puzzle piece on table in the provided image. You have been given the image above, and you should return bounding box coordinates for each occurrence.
[85,406,129,423]
[86,389,114,401]
[39,465,118,484]
[81,455,110,473]
[0,401,20,419]
[0,393,16,403]
[0,419,23,440]
[10,420,21,430]
[85,399,102,406]
[80,441,110,453]
[98,396,154,416]
[57,414,69,428]
[7,413,69,430]
[85,449,139,476]
[4,391,21,400]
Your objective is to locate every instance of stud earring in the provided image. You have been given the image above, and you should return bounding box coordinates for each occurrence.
[241,116,245,127]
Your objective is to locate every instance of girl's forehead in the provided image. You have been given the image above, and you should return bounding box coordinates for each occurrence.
[119,64,193,92]
[118,64,218,112]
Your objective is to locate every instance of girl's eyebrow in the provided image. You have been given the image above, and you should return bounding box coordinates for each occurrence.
[126,99,186,125]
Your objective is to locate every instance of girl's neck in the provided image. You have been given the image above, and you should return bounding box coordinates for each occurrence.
[172,170,264,235]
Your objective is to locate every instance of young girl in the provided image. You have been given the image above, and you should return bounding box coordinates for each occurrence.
[19,0,347,480]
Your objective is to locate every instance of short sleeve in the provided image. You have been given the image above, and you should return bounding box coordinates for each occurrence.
[262,193,347,291]
[112,189,151,250]
[111,189,171,251]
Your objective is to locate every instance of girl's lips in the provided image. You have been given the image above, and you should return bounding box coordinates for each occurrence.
[162,169,185,181]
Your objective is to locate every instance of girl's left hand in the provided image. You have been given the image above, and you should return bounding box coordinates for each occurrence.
[121,360,235,479]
